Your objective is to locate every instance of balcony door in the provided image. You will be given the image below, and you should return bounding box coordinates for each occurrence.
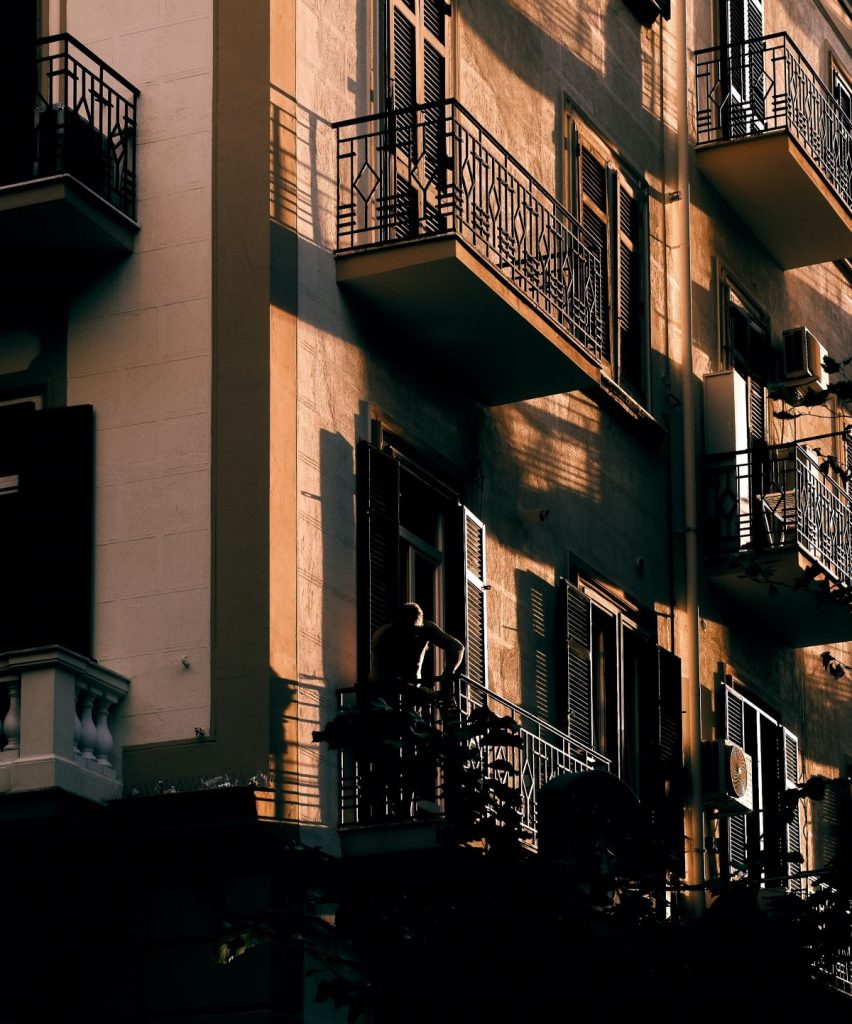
[719,0,765,138]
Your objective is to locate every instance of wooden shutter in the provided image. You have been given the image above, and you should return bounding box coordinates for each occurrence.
[558,578,594,749]
[0,0,38,186]
[721,0,764,134]
[356,441,401,684]
[576,137,611,363]
[462,508,487,685]
[746,0,765,126]
[782,728,802,893]
[723,684,748,871]
[385,0,448,109]
[616,174,645,397]
[656,647,685,873]
[0,405,95,657]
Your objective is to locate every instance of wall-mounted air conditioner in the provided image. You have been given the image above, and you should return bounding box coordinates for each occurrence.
[782,327,828,390]
[702,739,754,814]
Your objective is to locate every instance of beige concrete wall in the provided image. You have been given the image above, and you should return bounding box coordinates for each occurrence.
[287,0,852,883]
[63,1,214,750]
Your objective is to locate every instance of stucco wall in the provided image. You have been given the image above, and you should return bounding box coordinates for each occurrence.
[63,0,214,749]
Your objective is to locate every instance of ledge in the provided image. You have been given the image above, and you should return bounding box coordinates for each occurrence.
[596,375,668,443]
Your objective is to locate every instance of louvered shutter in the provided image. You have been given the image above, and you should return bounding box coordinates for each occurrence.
[616,175,645,396]
[386,0,448,109]
[639,647,684,872]
[0,2,38,186]
[782,728,802,893]
[558,579,594,749]
[746,0,765,127]
[356,441,401,684]
[462,509,487,686]
[724,684,748,871]
[577,139,611,363]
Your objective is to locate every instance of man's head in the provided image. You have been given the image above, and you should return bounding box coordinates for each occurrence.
[397,602,424,627]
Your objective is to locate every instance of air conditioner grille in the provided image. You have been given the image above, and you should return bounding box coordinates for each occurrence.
[730,745,749,797]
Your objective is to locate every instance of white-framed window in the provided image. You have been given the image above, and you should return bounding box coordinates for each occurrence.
[721,681,802,891]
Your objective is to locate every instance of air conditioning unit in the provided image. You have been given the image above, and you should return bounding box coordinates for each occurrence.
[782,327,828,389]
[702,739,753,814]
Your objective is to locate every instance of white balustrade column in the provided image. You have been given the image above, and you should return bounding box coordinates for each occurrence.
[2,679,21,753]
[93,694,115,767]
[78,688,97,762]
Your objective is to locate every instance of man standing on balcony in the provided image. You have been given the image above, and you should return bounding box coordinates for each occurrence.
[361,602,464,820]
[368,601,464,695]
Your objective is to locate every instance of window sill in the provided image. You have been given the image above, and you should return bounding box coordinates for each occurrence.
[597,375,668,444]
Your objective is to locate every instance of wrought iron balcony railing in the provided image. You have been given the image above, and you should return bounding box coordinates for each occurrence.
[705,441,852,588]
[0,35,138,219]
[338,674,609,850]
[695,32,852,212]
[335,99,605,362]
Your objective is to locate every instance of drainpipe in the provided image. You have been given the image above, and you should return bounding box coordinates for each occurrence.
[674,0,705,913]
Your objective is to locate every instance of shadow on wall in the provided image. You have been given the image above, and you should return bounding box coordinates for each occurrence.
[515,569,557,720]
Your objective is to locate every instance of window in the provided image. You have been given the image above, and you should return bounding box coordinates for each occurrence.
[356,439,486,686]
[721,682,801,891]
[0,403,94,657]
[721,280,770,447]
[566,114,649,402]
[559,578,683,857]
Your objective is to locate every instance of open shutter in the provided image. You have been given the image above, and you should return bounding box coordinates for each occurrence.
[721,0,764,135]
[655,647,685,874]
[558,578,593,749]
[616,173,645,397]
[723,684,748,872]
[746,0,766,127]
[356,441,400,684]
[1,405,95,658]
[782,728,802,893]
[462,508,487,686]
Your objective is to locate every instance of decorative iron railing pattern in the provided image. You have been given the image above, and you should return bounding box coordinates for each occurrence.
[704,441,852,588]
[337,675,609,849]
[0,35,139,219]
[335,99,605,362]
[695,33,852,212]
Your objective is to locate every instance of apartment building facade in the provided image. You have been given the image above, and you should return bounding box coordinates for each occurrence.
[0,0,850,1019]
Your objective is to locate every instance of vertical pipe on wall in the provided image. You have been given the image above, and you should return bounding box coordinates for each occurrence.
[674,0,706,912]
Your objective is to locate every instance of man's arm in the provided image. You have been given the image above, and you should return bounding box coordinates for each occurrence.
[422,622,464,679]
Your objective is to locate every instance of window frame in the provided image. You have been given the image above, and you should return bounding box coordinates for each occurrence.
[564,105,651,406]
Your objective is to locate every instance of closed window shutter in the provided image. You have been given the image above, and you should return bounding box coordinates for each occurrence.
[356,441,401,683]
[616,175,644,396]
[746,0,765,126]
[724,684,748,871]
[558,578,593,749]
[388,0,417,110]
[462,508,487,685]
[578,142,610,363]
[782,728,802,893]
[5,405,95,658]
[386,0,448,109]
[656,647,685,872]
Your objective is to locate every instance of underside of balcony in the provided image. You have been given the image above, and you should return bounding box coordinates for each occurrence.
[696,133,851,269]
[336,235,602,405]
[706,549,852,647]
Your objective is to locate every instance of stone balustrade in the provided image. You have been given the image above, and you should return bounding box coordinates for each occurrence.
[0,646,130,803]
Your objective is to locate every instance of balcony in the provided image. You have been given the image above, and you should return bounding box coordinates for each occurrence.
[695,33,851,268]
[337,674,609,855]
[335,100,605,405]
[0,34,139,257]
[0,646,130,804]
[705,441,852,645]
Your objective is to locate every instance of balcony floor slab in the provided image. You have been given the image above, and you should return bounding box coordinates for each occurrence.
[337,235,601,405]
